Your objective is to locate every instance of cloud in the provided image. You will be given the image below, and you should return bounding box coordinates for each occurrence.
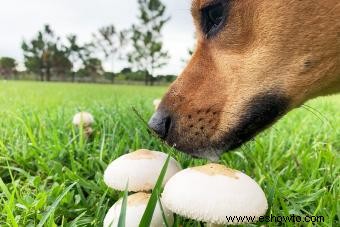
[0,0,195,75]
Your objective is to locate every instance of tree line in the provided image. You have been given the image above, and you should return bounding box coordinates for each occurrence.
[0,0,176,85]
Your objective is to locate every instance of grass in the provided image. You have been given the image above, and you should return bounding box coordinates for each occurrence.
[0,81,339,226]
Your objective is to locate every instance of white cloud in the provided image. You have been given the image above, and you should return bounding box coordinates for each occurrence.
[0,0,195,75]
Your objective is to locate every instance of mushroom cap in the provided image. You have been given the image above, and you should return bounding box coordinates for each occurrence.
[153,99,161,110]
[72,112,94,127]
[162,164,268,225]
[104,149,182,192]
[103,192,174,227]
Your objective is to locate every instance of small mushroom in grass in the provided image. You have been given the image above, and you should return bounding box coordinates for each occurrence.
[104,149,182,192]
[72,112,94,137]
[162,163,268,226]
[153,99,161,110]
[72,112,94,127]
[104,192,174,227]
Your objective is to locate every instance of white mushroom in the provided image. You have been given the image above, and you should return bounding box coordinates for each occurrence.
[72,112,94,137]
[104,149,182,192]
[162,163,268,225]
[72,112,94,127]
[153,99,161,110]
[104,192,173,227]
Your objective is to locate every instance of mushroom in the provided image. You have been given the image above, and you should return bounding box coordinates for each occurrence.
[104,192,173,227]
[153,99,161,110]
[104,149,182,192]
[72,112,94,127]
[72,112,94,137]
[162,163,268,226]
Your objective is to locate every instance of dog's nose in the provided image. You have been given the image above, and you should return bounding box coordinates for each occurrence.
[148,110,172,139]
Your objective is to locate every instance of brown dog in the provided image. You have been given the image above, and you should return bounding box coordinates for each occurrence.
[149,0,340,160]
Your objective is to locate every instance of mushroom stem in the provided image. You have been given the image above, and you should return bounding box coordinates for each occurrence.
[207,223,224,227]
[84,127,93,138]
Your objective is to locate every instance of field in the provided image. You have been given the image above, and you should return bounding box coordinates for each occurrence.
[0,81,339,226]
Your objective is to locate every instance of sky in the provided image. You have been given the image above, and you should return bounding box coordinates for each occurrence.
[0,0,195,75]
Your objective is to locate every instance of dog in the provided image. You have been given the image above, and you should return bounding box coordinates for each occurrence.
[149,0,340,160]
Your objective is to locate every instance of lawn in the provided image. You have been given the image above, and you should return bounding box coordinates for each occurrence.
[0,81,339,226]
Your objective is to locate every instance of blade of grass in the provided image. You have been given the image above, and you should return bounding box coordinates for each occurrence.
[69,211,87,227]
[37,182,77,227]
[139,155,170,227]
[157,195,169,227]
[131,106,182,155]
[117,182,129,227]
[0,177,11,200]
[131,107,167,147]
[3,192,18,227]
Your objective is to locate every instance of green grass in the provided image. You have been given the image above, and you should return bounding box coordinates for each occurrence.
[0,81,339,226]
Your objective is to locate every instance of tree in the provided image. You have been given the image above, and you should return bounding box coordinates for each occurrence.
[0,57,17,79]
[65,35,94,66]
[128,0,170,85]
[52,48,73,81]
[80,58,104,82]
[181,47,195,64]
[119,68,146,82]
[93,25,128,83]
[64,35,91,82]
[22,25,56,81]
[22,25,72,81]
[66,35,104,82]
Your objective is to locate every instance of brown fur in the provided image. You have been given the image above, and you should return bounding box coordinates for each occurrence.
[155,0,340,159]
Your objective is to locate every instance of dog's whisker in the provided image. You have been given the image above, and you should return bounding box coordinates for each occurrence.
[302,104,334,129]
[301,105,324,123]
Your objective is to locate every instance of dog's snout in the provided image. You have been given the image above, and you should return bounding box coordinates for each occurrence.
[148,110,172,139]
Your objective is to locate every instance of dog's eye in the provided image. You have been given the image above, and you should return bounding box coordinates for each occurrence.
[201,2,229,38]
[208,4,224,25]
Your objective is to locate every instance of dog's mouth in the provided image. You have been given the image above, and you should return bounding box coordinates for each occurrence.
[220,92,290,151]
[157,91,290,160]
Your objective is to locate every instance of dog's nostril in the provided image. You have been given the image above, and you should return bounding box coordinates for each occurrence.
[148,111,172,139]
[164,116,171,136]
